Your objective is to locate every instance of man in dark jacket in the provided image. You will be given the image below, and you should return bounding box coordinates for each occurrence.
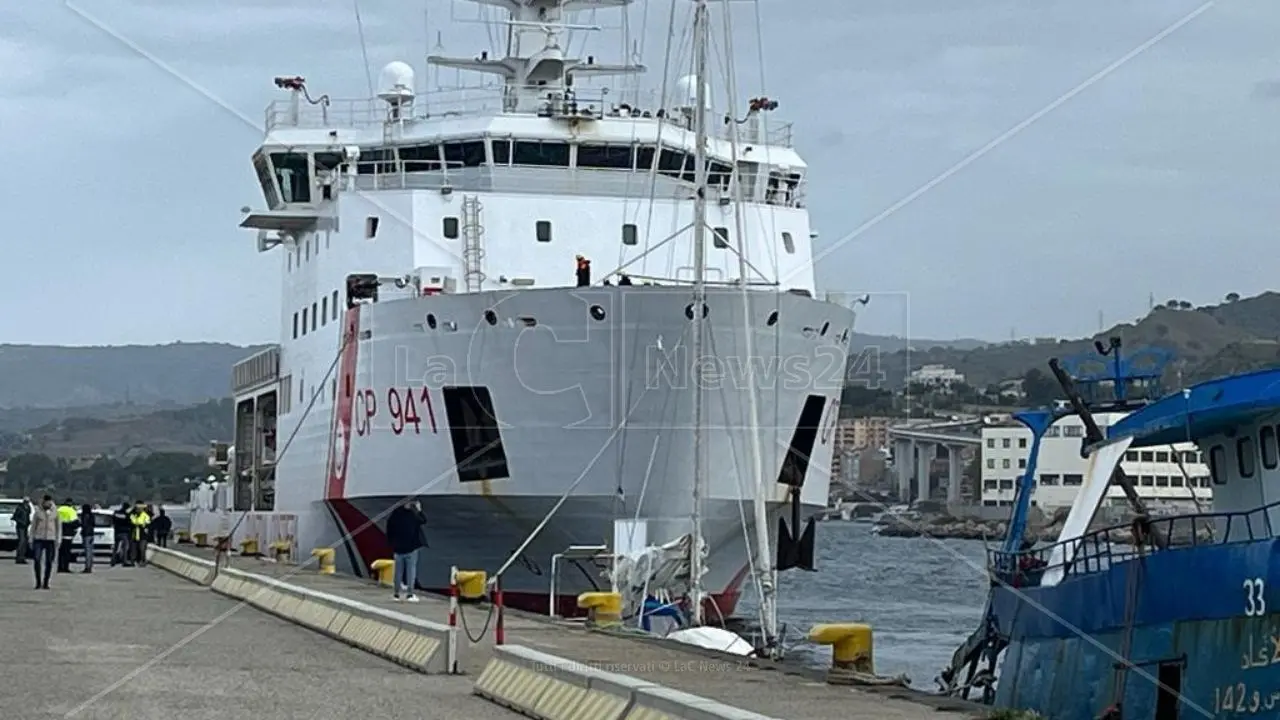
[111,503,132,567]
[152,509,173,548]
[79,504,96,573]
[11,500,30,564]
[385,499,427,603]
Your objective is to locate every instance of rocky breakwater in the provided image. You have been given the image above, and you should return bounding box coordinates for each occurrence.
[873,513,1006,541]
[874,507,1216,547]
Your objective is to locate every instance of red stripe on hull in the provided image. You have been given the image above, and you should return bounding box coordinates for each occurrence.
[326,307,361,500]
[328,498,393,572]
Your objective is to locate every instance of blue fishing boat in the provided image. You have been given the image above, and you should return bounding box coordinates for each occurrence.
[941,338,1280,718]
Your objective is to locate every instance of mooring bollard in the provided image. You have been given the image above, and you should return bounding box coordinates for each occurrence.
[310,547,336,574]
[808,623,874,682]
[240,538,260,557]
[576,591,623,628]
[370,559,395,587]
[454,569,486,602]
[269,540,291,563]
[193,532,209,548]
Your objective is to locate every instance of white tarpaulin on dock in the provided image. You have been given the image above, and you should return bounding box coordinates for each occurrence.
[1041,436,1134,587]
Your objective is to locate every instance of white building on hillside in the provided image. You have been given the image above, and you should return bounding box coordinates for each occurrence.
[909,364,965,388]
[979,411,1211,511]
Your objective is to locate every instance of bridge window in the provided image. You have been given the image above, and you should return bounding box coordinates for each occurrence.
[271,152,311,203]
[1262,426,1278,469]
[513,141,570,167]
[315,152,343,172]
[357,148,397,175]
[1210,444,1226,484]
[443,140,486,168]
[622,224,638,245]
[491,139,511,165]
[657,148,693,182]
[713,227,729,249]
[253,153,280,208]
[1238,436,1257,478]
[782,231,795,254]
[635,146,655,171]
[536,220,552,243]
[400,144,441,172]
[707,161,732,189]
[577,144,633,169]
[443,217,459,239]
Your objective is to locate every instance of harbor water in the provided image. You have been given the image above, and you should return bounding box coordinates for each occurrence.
[743,521,989,689]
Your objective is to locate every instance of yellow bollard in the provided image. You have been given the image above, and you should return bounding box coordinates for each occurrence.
[269,540,292,563]
[240,538,260,557]
[455,570,487,601]
[193,532,209,548]
[371,559,395,587]
[809,623,874,679]
[311,547,336,575]
[176,530,191,544]
[577,591,623,627]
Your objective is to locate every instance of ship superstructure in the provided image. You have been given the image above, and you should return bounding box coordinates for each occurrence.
[227,0,853,619]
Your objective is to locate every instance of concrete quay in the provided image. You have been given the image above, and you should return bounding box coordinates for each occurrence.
[173,544,988,719]
[0,553,520,720]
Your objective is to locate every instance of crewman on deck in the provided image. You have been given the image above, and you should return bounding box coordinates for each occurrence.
[55,499,80,573]
[575,255,591,287]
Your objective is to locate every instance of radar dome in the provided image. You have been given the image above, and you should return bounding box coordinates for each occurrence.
[378,61,416,101]
[674,74,711,110]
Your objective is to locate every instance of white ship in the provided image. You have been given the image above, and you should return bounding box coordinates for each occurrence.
[226,0,854,624]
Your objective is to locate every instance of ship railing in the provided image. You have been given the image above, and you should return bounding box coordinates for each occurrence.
[988,501,1280,587]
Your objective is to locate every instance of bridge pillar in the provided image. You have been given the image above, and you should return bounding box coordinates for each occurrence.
[946,445,964,503]
[894,438,913,501]
[915,441,936,503]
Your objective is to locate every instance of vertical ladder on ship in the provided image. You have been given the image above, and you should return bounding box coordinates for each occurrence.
[461,195,486,292]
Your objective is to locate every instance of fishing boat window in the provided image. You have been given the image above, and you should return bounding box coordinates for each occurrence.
[1209,444,1226,484]
[577,144,633,170]
[1262,426,1278,469]
[1238,436,1257,478]
[271,152,311,203]
[443,217,459,239]
[443,140,486,168]
[707,161,732,189]
[781,231,795,254]
[512,140,570,167]
[491,139,511,165]
[712,227,730,249]
[400,145,441,172]
[357,148,397,175]
[536,220,552,243]
[253,153,280,208]
[1063,473,1083,486]
[622,224,638,245]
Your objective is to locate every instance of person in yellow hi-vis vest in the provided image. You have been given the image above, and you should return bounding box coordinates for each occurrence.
[128,502,152,567]
[55,499,80,573]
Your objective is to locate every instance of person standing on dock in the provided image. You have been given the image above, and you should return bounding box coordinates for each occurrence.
[29,496,60,589]
[79,503,96,574]
[152,508,172,548]
[111,502,132,567]
[55,499,79,574]
[11,499,30,565]
[385,499,427,603]
[129,502,151,566]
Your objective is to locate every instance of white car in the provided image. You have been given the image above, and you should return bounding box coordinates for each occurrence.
[0,498,33,552]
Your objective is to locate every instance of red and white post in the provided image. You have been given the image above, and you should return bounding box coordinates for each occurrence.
[494,575,506,646]
[447,565,459,673]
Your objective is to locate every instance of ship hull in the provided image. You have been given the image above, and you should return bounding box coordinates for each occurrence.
[990,539,1280,718]
[266,286,852,619]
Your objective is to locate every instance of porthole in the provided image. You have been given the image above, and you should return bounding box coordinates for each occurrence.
[589,305,606,321]
[766,310,778,327]
[426,313,437,330]
[685,303,709,320]
[484,309,498,326]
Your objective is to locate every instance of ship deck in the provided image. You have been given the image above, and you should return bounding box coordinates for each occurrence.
[167,544,983,719]
[0,552,514,719]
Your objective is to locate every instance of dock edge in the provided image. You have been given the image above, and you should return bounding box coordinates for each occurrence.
[146,545,456,675]
[474,644,783,720]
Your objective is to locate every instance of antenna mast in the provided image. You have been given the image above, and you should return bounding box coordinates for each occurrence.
[688,0,710,628]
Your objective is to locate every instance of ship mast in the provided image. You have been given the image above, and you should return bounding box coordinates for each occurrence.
[688,0,710,627]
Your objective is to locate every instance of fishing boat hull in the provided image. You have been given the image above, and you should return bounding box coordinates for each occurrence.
[990,538,1279,718]
[265,286,851,618]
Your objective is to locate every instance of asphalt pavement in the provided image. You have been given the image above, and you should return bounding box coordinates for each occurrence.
[0,553,520,720]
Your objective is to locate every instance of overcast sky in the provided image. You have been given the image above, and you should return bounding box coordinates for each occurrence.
[3,0,1277,346]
